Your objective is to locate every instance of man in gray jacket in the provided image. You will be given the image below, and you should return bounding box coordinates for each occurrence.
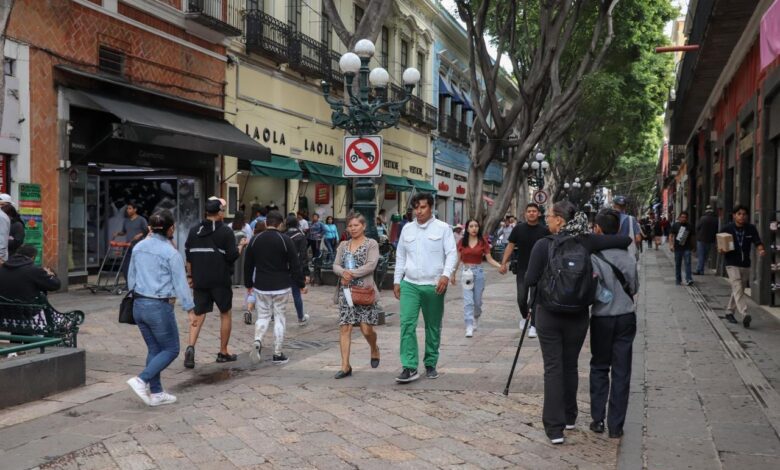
[589,208,639,439]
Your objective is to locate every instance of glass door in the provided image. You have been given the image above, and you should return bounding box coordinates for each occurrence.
[68,168,87,275]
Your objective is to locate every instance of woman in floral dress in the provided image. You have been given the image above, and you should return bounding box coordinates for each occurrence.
[332,212,381,379]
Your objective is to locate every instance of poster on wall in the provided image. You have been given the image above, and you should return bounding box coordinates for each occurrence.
[384,186,397,200]
[315,183,330,204]
[19,183,44,265]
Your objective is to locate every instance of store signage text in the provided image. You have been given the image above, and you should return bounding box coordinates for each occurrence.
[245,124,336,156]
[245,125,286,146]
[384,160,399,170]
[409,166,423,176]
[305,139,335,156]
[453,174,468,182]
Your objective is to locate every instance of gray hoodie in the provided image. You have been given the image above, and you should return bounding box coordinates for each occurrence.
[0,210,9,262]
[591,247,638,317]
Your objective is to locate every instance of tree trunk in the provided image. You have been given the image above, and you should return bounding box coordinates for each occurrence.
[466,162,486,223]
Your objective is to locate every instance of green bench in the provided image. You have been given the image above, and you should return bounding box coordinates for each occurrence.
[0,295,85,355]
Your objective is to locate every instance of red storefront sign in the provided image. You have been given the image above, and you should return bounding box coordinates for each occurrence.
[0,155,7,194]
[315,183,330,204]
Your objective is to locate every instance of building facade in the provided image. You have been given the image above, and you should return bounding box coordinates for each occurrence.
[222,0,439,226]
[2,0,268,287]
[664,0,780,306]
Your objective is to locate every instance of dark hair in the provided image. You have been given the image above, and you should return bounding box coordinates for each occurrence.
[126,202,138,210]
[253,221,266,234]
[679,211,689,217]
[285,214,299,228]
[311,213,320,220]
[461,219,485,248]
[16,244,37,260]
[346,211,367,226]
[732,205,749,214]
[0,203,19,221]
[551,201,576,222]
[259,207,268,216]
[526,203,541,212]
[411,192,434,208]
[266,210,284,227]
[148,210,174,236]
[231,211,246,231]
[595,208,621,235]
[326,215,334,224]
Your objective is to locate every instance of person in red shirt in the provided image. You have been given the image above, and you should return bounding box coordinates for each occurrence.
[450,219,502,337]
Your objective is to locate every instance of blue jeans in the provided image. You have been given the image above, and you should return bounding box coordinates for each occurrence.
[291,284,304,320]
[134,298,180,393]
[324,238,337,253]
[696,241,713,273]
[674,250,692,284]
[462,266,486,327]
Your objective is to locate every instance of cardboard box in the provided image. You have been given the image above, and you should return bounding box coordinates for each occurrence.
[717,233,734,252]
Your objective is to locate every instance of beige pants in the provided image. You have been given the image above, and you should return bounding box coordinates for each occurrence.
[725,266,751,318]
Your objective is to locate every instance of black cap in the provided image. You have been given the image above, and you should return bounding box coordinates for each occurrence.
[613,195,627,206]
[206,199,223,214]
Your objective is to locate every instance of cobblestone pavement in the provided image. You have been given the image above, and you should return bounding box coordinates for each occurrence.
[2,248,779,469]
[1,266,617,469]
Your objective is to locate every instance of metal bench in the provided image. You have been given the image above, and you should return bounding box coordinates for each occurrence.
[0,295,85,354]
[311,251,336,286]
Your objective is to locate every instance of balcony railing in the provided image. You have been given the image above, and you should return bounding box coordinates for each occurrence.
[407,95,425,123]
[246,10,292,62]
[424,103,438,130]
[291,33,329,79]
[187,0,242,36]
[440,115,469,145]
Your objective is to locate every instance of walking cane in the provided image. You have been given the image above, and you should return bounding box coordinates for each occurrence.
[503,293,535,396]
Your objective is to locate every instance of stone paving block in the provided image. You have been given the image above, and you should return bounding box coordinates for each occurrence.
[644,436,720,470]
[699,393,770,425]
[720,452,780,469]
[646,406,709,438]
[223,447,266,467]
[709,422,780,456]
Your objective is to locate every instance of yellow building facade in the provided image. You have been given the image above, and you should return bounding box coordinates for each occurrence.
[223,0,438,221]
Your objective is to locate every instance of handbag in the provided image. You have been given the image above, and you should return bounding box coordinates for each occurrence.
[350,285,376,306]
[119,291,136,325]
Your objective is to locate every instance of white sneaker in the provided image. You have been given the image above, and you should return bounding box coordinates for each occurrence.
[126,377,151,405]
[298,313,310,325]
[250,340,262,363]
[528,326,538,338]
[565,424,576,430]
[550,437,565,445]
[519,318,527,330]
[150,392,177,407]
[465,326,474,338]
[473,317,479,330]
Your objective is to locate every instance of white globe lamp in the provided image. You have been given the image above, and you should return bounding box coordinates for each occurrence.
[402,67,421,85]
[354,39,376,58]
[339,52,361,74]
[369,67,390,88]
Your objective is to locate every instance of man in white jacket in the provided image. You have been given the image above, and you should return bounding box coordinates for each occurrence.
[393,192,457,383]
[0,193,12,264]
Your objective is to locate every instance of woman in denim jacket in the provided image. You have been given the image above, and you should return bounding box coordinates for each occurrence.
[126,210,195,407]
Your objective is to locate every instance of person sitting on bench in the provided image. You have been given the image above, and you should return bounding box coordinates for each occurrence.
[0,244,60,301]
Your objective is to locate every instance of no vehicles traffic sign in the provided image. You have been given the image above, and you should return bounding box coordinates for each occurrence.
[343,135,383,177]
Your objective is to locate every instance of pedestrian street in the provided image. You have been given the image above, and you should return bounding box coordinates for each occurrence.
[1,248,779,469]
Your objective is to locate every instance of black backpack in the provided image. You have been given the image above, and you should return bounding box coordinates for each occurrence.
[538,235,597,313]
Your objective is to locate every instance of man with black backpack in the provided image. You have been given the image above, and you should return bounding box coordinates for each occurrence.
[589,208,639,439]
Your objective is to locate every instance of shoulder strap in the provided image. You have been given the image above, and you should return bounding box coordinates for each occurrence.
[593,252,632,297]
[273,231,288,254]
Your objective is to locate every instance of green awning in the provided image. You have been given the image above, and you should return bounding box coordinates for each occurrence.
[383,175,414,191]
[409,178,437,193]
[251,155,303,179]
[302,161,348,185]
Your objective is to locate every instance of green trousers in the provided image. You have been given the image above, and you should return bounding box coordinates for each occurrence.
[399,280,446,369]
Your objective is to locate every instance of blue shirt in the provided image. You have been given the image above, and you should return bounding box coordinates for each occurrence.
[618,213,641,239]
[324,223,339,240]
[308,221,325,240]
[128,234,195,311]
[249,216,266,230]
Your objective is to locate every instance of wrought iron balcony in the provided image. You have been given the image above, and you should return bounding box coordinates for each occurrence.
[187,0,242,36]
[424,103,438,130]
[245,10,292,62]
[407,95,425,123]
[440,115,469,145]
[328,51,344,86]
[290,33,329,79]
[388,84,433,127]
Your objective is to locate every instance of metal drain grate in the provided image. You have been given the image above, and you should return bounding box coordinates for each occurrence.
[285,340,328,350]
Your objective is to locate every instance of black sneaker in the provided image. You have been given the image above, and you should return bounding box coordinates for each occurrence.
[184,346,195,369]
[725,313,738,324]
[743,315,752,328]
[395,368,419,383]
[425,366,439,379]
[608,429,624,439]
[272,353,289,364]
[589,421,605,433]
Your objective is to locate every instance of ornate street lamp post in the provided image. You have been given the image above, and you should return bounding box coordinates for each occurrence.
[522,151,549,190]
[321,39,420,239]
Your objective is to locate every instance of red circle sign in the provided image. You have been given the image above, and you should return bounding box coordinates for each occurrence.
[345,138,381,175]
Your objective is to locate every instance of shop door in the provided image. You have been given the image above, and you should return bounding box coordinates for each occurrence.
[724,168,734,224]
[436,197,448,224]
[68,170,100,275]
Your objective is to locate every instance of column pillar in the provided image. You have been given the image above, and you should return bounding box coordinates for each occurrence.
[287,179,299,215]
[334,184,348,219]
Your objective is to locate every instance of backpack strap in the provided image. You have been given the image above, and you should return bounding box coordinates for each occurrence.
[593,252,632,297]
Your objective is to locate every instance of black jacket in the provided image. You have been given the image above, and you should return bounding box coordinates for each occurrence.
[244,229,305,291]
[695,214,719,243]
[8,218,24,254]
[0,254,61,301]
[285,227,310,277]
[185,219,239,288]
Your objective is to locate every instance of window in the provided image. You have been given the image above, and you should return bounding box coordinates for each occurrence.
[98,46,124,77]
[416,52,425,97]
[354,4,364,32]
[381,26,389,69]
[3,58,15,77]
[288,0,301,32]
[321,12,332,50]
[400,40,409,69]
[246,0,262,11]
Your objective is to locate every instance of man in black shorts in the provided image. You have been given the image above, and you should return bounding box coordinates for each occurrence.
[500,203,550,338]
[184,197,242,368]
